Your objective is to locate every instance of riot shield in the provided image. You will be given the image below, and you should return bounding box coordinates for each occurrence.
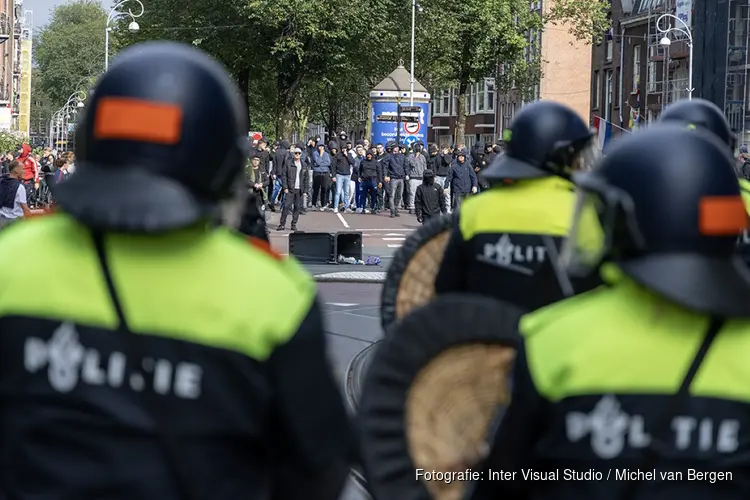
[380,213,454,330]
[360,294,524,500]
[345,341,380,414]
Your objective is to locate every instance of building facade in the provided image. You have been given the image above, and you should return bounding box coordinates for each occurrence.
[0,0,14,130]
[589,0,750,147]
[430,0,591,148]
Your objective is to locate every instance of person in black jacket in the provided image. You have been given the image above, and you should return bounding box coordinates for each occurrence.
[278,147,310,231]
[414,169,446,224]
[358,148,382,214]
[446,151,478,209]
[271,139,290,208]
[330,141,352,213]
[385,144,407,217]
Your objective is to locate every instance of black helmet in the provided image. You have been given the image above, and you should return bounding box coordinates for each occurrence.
[55,41,249,233]
[482,101,595,181]
[658,98,736,153]
[561,125,750,317]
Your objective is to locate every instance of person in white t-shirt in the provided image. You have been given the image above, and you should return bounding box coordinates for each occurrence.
[0,160,32,229]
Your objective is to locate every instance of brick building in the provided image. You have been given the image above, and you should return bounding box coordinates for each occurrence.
[430,0,591,148]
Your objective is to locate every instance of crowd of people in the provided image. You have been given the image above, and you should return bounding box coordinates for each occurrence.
[247,132,505,230]
[0,145,74,228]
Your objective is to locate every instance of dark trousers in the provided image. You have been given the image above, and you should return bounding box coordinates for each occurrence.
[360,178,378,210]
[312,172,328,207]
[280,189,303,227]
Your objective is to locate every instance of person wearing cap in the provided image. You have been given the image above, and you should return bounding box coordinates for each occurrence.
[434,101,601,311]
[0,41,353,499]
[278,146,310,231]
[385,143,407,218]
[469,125,750,500]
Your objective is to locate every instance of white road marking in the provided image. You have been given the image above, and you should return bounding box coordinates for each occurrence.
[387,244,403,248]
[326,302,360,307]
[354,228,411,232]
[336,212,350,228]
[383,237,406,241]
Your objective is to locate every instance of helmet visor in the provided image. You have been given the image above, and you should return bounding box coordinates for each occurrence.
[559,188,609,277]
[560,175,647,277]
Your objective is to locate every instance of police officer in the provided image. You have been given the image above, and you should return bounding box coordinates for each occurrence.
[0,42,353,500]
[469,126,750,500]
[434,100,601,311]
[657,98,750,267]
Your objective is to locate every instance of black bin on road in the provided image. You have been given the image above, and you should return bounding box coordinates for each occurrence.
[289,232,335,263]
[336,232,363,261]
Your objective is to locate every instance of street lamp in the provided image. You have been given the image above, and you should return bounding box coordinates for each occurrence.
[409,0,422,105]
[657,13,693,100]
[105,0,144,72]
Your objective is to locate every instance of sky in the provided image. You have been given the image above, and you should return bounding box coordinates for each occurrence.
[26,0,113,30]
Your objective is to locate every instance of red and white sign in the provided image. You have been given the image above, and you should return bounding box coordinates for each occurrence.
[248,131,263,141]
[404,121,420,135]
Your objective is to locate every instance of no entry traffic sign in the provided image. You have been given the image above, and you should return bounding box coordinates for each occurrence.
[404,121,420,135]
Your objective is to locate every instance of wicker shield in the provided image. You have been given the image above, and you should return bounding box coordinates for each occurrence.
[360,294,524,500]
[380,213,454,330]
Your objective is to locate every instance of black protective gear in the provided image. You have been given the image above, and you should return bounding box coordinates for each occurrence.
[482,101,594,181]
[56,41,250,233]
[658,98,737,153]
[563,125,750,317]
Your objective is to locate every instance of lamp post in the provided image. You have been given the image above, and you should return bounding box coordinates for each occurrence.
[49,89,86,149]
[409,1,423,105]
[657,13,693,100]
[104,0,144,71]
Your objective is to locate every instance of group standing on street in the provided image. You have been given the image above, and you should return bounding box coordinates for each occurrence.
[247,132,501,230]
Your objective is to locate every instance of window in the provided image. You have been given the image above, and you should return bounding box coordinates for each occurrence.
[452,90,458,116]
[511,102,516,122]
[469,84,476,115]
[433,90,450,116]
[615,67,620,108]
[605,69,613,121]
[482,133,494,144]
[632,45,641,91]
[478,82,485,112]
[592,71,600,108]
[605,39,613,62]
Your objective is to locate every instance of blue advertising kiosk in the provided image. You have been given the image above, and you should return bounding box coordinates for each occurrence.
[370,62,431,147]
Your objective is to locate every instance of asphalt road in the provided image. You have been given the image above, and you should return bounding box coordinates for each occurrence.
[319,282,382,500]
[266,207,420,265]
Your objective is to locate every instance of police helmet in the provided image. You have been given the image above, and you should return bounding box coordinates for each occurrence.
[55,41,249,233]
[658,98,737,153]
[482,101,597,181]
[561,126,750,317]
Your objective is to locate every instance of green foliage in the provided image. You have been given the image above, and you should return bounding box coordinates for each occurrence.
[34,0,107,107]
[0,130,27,154]
[36,0,605,143]
[545,0,611,43]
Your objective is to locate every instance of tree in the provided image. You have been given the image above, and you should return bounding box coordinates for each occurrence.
[34,0,107,107]
[113,0,409,138]
[412,0,542,145]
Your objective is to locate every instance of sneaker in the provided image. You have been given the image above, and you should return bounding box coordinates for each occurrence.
[364,209,370,214]
[290,225,297,231]
[333,208,339,214]
[276,225,285,231]
[356,208,363,214]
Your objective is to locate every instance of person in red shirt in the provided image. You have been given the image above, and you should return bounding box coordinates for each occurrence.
[17,144,38,207]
